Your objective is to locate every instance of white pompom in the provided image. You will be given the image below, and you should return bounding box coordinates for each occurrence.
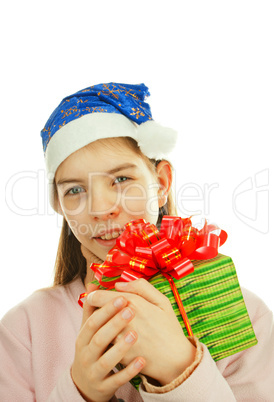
[137,120,178,159]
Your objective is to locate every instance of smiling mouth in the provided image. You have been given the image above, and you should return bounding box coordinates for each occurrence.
[94,230,124,241]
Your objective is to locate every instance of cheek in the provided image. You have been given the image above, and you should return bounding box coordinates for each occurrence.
[121,183,160,218]
[59,194,88,217]
[121,185,147,215]
[59,200,90,239]
[146,198,160,216]
[145,183,161,214]
[66,217,91,239]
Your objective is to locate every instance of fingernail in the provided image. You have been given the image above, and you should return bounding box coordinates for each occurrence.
[121,307,133,320]
[115,282,128,288]
[134,359,144,369]
[87,291,97,304]
[113,297,125,308]
[124,331,136,343]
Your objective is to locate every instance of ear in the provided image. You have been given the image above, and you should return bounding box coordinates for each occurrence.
[156,160,173,208]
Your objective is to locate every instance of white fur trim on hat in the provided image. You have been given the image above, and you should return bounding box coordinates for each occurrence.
[45,113,138,180]
[137,120,178,159]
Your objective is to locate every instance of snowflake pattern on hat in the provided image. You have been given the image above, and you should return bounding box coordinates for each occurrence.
[41,83,152,152]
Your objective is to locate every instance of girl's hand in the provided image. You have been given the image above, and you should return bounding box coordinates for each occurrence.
[87,279,196,386]
[71,284,146,402]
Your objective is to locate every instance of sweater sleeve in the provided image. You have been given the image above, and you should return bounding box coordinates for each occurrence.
[47,369,128,402]
[138,340,237,402]
[0,320,86,402]
[46,368,86,401]
[0,321,35,402]
[138,289,274,401]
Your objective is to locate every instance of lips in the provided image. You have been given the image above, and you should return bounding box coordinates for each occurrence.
[93,231,122,249]
[96,230,123,241]
[97,231,122,240]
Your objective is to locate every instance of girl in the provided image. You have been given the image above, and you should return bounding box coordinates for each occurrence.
[0,82,273,402]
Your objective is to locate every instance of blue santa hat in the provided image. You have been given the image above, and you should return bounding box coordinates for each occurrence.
[41,82,177,209]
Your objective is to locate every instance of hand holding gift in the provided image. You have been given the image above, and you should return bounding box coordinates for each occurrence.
[72,283,146,401]
[86,278,197,386]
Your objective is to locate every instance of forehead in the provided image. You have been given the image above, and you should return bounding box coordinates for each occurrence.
[55,137,149,179]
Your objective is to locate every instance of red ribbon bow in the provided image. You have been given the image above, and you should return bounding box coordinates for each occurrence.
[80,216,227,336]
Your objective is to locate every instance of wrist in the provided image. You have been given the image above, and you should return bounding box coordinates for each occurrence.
[70,366,93,402]
[157,338,197,385]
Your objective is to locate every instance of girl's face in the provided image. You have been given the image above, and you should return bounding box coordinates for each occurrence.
[55,138,170,261]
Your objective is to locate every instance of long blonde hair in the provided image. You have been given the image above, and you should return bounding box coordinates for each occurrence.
[53,137,177,286]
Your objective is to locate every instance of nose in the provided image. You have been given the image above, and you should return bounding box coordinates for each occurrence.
[88,189,121,220]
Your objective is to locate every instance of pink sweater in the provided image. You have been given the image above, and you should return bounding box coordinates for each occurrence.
[0,278,273,401]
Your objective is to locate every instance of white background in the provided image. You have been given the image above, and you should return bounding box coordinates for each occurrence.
[1,0,273,318]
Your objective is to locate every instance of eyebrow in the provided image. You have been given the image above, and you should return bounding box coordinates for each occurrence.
[56,163,138,186]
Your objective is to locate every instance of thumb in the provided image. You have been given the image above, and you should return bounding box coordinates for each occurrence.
[81,283,99,327]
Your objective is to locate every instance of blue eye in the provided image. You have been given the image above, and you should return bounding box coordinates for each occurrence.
[67,186,84,195]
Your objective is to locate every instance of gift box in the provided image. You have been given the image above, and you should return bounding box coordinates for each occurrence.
[81,217,257,390]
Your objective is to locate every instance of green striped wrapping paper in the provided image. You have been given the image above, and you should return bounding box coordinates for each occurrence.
[91,253,257,390]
